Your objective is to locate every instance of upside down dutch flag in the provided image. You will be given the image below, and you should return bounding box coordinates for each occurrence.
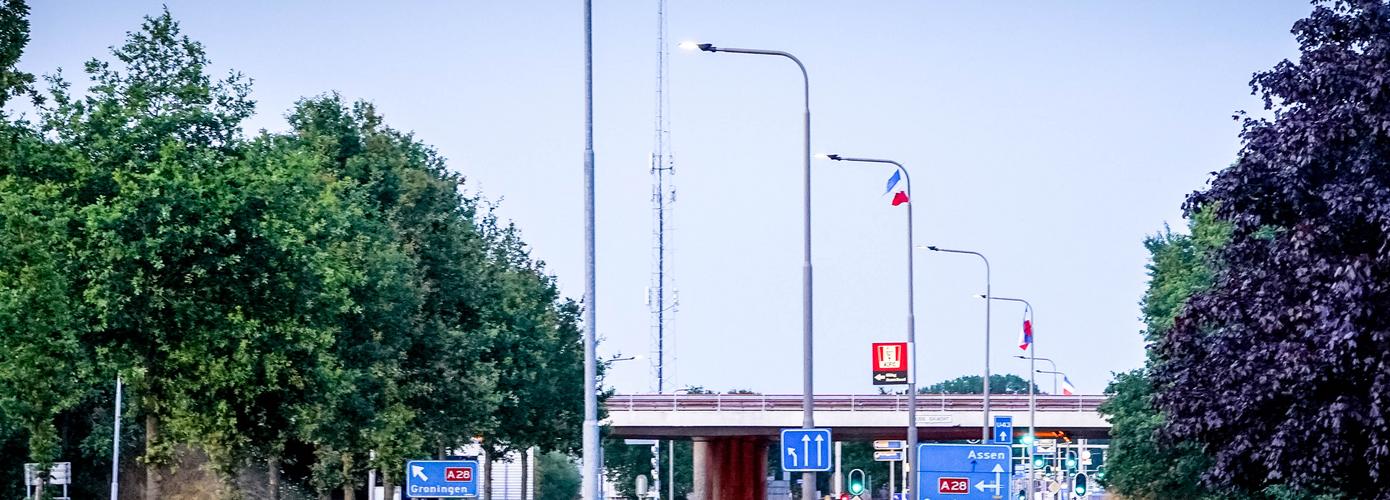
[884,170,909,206]
[1061,375,1077,396]
[1019,319,1033,351]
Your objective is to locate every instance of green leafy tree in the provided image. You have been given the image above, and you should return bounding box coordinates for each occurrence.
[0,0,35,107]
[1099,212,1229,499]
[919,374,1039,394]
[536,451,581,500]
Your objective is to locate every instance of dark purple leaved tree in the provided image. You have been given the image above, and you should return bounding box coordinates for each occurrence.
[1155,0,1390,496]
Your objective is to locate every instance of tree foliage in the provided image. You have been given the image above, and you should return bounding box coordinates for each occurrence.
[918,374,1039,394]
[1154,1,1390,497]
[0,6,585,497]
[1097,212,1230,500]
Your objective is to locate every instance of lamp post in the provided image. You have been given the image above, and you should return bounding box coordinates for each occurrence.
[582,0,599,498]
[922,246,991,443]
[683,40,817,500]
[987,296,1033,500]
[1037,370,1068,395]
[1017,356,1058,394]
[822,154,918,496]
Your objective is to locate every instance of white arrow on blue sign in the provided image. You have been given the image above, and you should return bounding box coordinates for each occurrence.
[405,460,479,498]
[780,428,832,472]
[992,415,1013,445]
[916,443,1012,500]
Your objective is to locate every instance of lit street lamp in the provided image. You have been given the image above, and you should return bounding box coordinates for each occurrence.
[985,295,1034,500]
[921,246,991,443]
[682,40,817,500]
[822,154,919,497]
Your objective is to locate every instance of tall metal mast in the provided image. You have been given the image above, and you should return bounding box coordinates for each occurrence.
[649,2,679,499]
[649,0,677,395]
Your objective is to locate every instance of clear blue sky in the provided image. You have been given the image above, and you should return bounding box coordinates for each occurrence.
[20,1,1312,395]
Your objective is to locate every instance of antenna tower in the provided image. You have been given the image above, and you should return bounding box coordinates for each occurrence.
[649,0,677,394]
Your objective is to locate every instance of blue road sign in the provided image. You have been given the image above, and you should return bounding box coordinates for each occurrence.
[992,415,1013,445]
[405,460,480,498]
[780,428,832,472]
[916,444,1012,500]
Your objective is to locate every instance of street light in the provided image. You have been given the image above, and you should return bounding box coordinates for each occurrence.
[921,245,991,443]
[984,295,1034,500]
[684,40,817,500]
[1016,355,1058,394]
[1037,370,1069,395]
[823,154,919,497]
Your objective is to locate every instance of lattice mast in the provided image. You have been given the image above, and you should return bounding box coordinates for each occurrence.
[649,0,677,395]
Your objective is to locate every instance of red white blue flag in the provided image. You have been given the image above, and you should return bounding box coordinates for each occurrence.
[884,170,909,206]
[1019,319,1033,351]
[1061,375,1077,396]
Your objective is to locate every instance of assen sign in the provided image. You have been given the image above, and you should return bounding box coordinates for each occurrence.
[872,342,909,385]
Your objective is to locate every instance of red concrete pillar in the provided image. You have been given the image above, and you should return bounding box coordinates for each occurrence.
[692,437,767,500]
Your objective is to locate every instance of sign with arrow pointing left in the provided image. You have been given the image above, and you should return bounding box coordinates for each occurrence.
[872,342,909,385]
[916,444,1011,500]
[405,460,479,498]
[781,428,832,472]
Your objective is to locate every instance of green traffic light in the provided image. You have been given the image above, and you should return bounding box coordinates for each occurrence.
[1033,458,1044,468]
[848,468,865,495]
[1073,472,1088,495]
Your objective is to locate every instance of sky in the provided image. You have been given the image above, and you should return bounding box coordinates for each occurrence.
[19,1,1314,396]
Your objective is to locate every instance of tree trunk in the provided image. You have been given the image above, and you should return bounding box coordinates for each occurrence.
[268,456,281,500]
[145,414,161,500]
[380,466,393,500]
[342,452,355,500]
[520,448,530,500]
[483,451,493,500]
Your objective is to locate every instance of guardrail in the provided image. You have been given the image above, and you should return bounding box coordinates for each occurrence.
[606,394,1105,413]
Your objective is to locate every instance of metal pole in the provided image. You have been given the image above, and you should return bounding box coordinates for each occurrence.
[825,156,917,496]
[921,247,991,441]
[987,297,1033,499]
[110,377,122,500]
[581,0,600,498]
[689,43,815,500]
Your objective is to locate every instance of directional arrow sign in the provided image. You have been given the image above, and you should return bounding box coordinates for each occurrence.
[916,444,1011,500]
[873,451,905,462]
[405,460,479,498]
[992,415,1013,445]
[874,440,907,450]
[781,428,832,472]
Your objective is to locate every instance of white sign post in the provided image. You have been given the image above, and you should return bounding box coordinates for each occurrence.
[25,462,72,499]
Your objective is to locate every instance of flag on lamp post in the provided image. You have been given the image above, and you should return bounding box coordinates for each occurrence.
[1061,376,1078,396]
[884,170,909,206]
[1019,319,1033,351]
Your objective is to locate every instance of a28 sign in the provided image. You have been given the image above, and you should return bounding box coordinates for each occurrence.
[937,477,969,494]
[445,467,472,482]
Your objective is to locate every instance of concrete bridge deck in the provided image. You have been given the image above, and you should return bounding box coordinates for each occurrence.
[605,393,1110,440]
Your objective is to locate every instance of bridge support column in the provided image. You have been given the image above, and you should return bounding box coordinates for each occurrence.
[690,436,767,500]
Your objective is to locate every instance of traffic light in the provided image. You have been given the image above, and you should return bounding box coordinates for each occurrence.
[1072,472,1088,497]
[1021,434,1035,446]
[1065,452,1078,471]
[847,469,866,497]
[1033,457,1045,469]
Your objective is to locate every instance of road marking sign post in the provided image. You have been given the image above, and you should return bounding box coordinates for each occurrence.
[781,428,832,472]
[874,440,907,450]
[874,451,905,461]
[872,342,909,385]
[916,444,1011,499]
[405,460,479,498]
[992,416,1013,445]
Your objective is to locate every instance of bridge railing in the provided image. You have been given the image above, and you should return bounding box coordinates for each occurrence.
[606,394,1105,413]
